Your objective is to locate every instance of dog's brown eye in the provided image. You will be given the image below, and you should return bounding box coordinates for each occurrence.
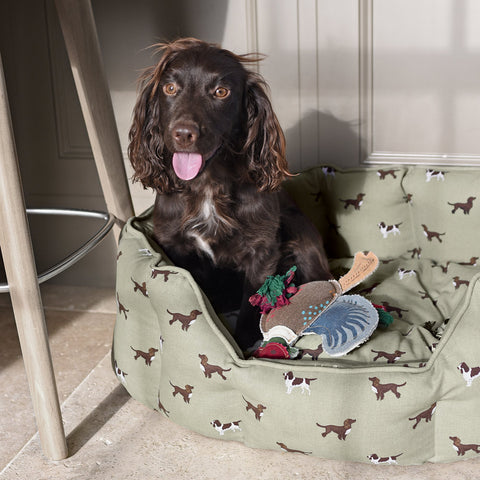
[163,83,178,96]
[214,87,230,99]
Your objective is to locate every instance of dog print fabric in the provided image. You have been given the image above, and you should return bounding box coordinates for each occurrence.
[112,165,480,465]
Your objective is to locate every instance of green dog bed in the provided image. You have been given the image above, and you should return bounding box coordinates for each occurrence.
[112,165,480,465]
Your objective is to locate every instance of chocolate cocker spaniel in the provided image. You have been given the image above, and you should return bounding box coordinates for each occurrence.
[129,38,331,350]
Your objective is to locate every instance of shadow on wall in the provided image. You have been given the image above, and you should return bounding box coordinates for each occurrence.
[92,0,229,91]
[285,110,366,171]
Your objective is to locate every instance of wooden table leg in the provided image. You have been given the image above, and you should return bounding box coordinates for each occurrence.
[0,54,68,460]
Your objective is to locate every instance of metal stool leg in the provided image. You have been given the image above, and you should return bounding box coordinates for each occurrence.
[0,54,68,460]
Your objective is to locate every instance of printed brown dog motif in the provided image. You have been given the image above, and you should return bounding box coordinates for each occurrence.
[243,396,266,421]
[276,442,311,455]
[458,362,480,387]
[371,350,406,364]
[170,381,194,403]
[408,247,422,259]
[151,268,178,281]
[409,402,436,429]
[453,276,470,290]
[367,453,403,465]
[421,224,445,243]
[357,282,380,296]
[378,222,402,239]
[432,260,449,273]
[377,169,399,180]
[199,354,231,380]
[116,293,129,319]
[369,377,406,400]
[130,346,158,366]
[300,344,324,360]
[211,419,241,435]
[459,257,478,267]
[380,301,408,318]
[340,193,365,210]
[448,196,475,214]
[131,277,149,297]
[167,309,202,331]
[316,418,356,440]
[283,372,317,395]
[449,436,480,456]
[157,397,170,417]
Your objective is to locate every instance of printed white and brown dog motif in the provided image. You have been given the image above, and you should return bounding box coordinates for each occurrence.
[211,419,241,435]
[378,222,401,239]
[450,436,480,456]
[170,381,194,403]
[377,169,399,180]
[198,354,231,380]
[130,346,158,366]
[409,402,436,429]
[113,360,128,386]
[167,309,202,331]
[453,276,470,290]
[421,224,445,243]
[398,268,416,280]
[276,442,311,455]
[371,350,406,364]
[448,196,476,214]
[369,377,406,400]
[243,396,266,421]
[367,453,403,465]
[283,371,317,395]
[340,193,365,210]
[316,418,356,440]
[116,293,129,319]
[131,277,149,297]
[151,268,178,282]
[458,362,480,387]
[425,169,447,182]
[322,166,336,177]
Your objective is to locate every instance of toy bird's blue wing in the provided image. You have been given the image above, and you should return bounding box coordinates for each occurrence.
[303,295,378,356]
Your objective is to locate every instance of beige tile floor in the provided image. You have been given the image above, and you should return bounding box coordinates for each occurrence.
[1,285,479,479]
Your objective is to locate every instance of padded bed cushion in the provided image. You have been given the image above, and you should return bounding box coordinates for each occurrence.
[112,165,480,465]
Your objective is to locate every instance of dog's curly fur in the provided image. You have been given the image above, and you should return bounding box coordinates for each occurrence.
[128,38,331,349]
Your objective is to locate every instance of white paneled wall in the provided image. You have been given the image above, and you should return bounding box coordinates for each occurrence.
[2,0,479,286]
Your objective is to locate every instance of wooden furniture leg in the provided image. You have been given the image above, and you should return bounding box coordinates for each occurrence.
[0,54,68,461]
[54,0,135,236]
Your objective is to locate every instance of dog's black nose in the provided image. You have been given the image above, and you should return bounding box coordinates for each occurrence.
[173,123,199,149]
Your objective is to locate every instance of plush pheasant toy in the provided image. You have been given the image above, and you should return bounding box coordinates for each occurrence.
[249,251,390,359]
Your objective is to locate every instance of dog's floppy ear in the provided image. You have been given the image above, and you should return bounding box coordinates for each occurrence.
[128,42,190,193]
[128,69,174,193]
[242,73,290,191]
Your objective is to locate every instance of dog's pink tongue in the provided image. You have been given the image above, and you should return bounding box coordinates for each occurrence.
[172,153,203,180]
